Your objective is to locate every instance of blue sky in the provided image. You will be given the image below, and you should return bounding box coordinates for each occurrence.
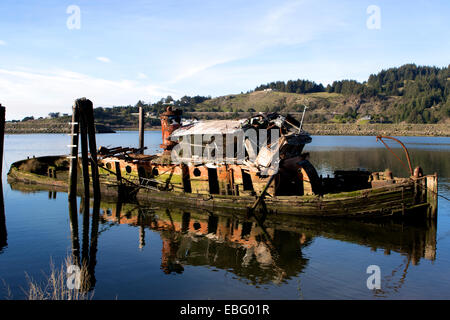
[0,0,449,120]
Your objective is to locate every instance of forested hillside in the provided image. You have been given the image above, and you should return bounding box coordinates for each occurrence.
[253,64,450,123]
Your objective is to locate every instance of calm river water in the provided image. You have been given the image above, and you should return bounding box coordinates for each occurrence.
[0,132,449,299]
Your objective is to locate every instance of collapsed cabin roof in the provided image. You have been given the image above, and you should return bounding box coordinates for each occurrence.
[170,119,245,137]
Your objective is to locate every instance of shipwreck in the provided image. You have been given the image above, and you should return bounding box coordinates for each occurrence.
[7,101,438,220]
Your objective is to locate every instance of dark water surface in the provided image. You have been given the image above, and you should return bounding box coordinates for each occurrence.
[0,132,449,299]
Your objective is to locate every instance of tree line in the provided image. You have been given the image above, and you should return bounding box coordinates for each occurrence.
[254,64,450,123]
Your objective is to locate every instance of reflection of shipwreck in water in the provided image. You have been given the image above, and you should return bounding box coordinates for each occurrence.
[7,181,439,287]
[112,207,438,287]
[7,101,438,219]
[107,202,437,286]
[66,194,439,285]
[103,203,310,284]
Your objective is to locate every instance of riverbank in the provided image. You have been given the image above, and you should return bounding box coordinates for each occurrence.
[5,122,450,136]
[302,123,450,137]
[5,121,116,134]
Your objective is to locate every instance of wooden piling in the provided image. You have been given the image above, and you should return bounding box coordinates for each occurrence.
[68,98,101,201]
[68,103,80,201]
[139,106,145,154]
[84,99,101,200]
[78,100,91,201]
[0,105,6,249]
[0,105,5,177]
[426,173,438,220]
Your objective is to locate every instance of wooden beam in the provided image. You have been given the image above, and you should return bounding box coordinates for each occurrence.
[78,100,91,201]
[83,99,101,200]
[0,105,4,178]
[139,106,145,154]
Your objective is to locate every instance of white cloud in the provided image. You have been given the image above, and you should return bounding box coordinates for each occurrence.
[168,58,233,84]
[96,57,111,63]
[0,68,179,120]
[0,40,6,46]
[165,0,346,84]
[137,72,148,79]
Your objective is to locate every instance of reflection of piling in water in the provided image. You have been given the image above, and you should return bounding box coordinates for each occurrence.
[138,210,145,250]
[87,197,100,290]
[0,184,6,251]
[68,198,80,266]
[115,201,122,223]
[425,220,437,261]
[68,196,100,292]
[48,191,57,199]
[80,197,90,267]
[408,219,438,265]
[181,212,190,233]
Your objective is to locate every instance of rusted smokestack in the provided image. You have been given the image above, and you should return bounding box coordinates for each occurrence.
[160,106,182,154]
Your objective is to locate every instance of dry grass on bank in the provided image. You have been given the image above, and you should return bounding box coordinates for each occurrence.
[25,256,94,300]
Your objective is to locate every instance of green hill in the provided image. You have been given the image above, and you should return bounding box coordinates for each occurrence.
[188,90,401,124]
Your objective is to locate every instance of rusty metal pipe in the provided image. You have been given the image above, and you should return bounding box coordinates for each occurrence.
[376,136,413,176]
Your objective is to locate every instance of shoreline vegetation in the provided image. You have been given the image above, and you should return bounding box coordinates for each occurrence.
[5,121,450,137]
